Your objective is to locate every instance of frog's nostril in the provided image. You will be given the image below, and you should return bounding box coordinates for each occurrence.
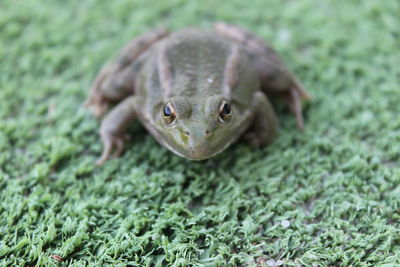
[184,131,190,136]
[205,129,212,136]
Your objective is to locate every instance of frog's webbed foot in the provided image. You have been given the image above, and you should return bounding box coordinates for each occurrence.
[215,22,310,130]
[243,92,279,146]
[85,27,169,117]
[285,88,304,130]
[96,96,140,165]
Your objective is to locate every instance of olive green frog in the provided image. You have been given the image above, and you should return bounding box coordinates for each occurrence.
[85,23,310,164]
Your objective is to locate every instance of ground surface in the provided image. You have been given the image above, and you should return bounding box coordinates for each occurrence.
[1,0,399,266]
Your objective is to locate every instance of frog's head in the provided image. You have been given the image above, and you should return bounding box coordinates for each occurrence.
[155,95,253,160]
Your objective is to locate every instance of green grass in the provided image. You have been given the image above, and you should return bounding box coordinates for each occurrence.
[1,0,399,266]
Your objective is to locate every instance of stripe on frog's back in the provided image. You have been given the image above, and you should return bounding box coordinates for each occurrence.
[222,44,240,100]
[158,43,174,102]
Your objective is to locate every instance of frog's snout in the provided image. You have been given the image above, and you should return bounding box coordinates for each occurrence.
[204,129,213,137]
[183,128,215,160]
[167,121,224,160]
[187,146,212,161]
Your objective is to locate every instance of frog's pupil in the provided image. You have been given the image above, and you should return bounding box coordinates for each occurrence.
[222,103,231,115]
[164,105,172,117]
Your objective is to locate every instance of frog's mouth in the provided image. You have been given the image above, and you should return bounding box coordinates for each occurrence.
[180,146,218,161]
[168,144,225,161]
[158,129,222,161]
[150,118,240,161]
[161,133,237,161]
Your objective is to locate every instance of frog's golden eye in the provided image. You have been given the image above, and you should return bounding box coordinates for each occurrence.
[218,100,232,123]
[163,102,176,124]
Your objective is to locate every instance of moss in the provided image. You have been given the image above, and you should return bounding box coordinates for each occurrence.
[1,0,399,266]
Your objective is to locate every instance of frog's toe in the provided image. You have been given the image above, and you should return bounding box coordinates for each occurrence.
[96,132,126,165]
[84,94,109,118]
[285,89,305,131]
[111,137,125,158]
[96,145,111,166]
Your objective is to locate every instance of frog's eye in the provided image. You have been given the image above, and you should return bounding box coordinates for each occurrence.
[218,100,232,123]
[163,102,176,124]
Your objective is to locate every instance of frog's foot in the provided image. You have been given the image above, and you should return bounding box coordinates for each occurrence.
[285,88,304,131]
[96,132,127,165]
[95,96,140,165]
[84,61,120,117]
[85,60,133,118]
[84,92,109,118]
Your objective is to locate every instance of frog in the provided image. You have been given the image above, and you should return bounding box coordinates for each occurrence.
[85,22,310,165]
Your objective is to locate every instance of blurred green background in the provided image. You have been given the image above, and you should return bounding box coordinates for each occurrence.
[1,0,399,266]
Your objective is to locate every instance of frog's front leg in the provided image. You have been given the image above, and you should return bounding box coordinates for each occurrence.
[215,22,310,130]
[244,92,279,146]
[85,28,169,117]
[96,95,141,165]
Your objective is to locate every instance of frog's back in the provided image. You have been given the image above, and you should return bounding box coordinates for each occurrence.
[160,29,233,98]
[139,28,259,114]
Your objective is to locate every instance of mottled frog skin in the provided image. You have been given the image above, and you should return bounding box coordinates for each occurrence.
[85,23,310,164]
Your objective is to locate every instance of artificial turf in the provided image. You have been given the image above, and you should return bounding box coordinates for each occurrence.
[1,0,399,266]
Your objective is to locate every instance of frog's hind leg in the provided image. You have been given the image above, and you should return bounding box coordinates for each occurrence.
[85,27,169,117]
[215,22,310,130]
